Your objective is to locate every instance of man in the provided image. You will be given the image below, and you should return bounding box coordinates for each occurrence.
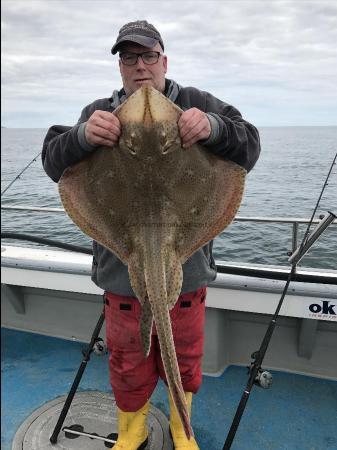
[42,20,260,450]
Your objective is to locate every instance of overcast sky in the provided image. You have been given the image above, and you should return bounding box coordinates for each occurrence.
[2,0,337,128]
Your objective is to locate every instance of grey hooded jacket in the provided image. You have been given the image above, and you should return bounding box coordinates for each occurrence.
[42,78,260,295]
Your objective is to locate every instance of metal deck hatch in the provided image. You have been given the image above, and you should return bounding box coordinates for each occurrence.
[12,391,173,449]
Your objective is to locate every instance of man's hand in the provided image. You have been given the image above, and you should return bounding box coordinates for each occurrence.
[178,108,211,148]
[85,110,121,147]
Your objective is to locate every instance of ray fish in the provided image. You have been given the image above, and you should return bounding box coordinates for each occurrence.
[58,85,246,439]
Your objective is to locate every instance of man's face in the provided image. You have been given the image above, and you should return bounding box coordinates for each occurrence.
[119,42,167,96]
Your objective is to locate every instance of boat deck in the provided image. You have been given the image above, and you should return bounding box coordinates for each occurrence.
[1,327,336,450]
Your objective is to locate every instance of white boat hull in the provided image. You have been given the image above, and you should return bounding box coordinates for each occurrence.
[2,245,337,379]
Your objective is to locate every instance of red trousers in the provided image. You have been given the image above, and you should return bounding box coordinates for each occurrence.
[104,287,206,411]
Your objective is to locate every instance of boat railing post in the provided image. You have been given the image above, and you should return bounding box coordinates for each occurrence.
[292,221,299,273]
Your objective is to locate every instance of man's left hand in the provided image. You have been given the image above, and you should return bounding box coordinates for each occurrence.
[178,108,211,148]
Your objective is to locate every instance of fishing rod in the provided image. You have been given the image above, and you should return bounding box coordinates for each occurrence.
[222,152,337,450]
[1,152,88,253]
[0,232,92,254]
[1,152,106,445]
[1,151,42,197]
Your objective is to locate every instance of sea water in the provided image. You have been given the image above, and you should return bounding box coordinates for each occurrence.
[1,126,336,270]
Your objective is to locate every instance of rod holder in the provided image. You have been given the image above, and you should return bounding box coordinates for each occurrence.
[288,211,336,265]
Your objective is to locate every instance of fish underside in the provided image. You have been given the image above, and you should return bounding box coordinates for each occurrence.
[58,85,246,439]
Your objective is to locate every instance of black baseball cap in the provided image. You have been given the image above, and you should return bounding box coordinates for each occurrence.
[111,20,164,54]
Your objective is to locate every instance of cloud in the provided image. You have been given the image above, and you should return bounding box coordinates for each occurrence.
[2,0,337,127]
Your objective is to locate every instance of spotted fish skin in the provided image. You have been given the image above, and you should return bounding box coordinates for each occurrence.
[139,297,153,357]
[58,85,246,439]
[143,226,193,438]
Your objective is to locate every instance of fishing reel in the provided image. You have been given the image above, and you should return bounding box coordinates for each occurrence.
[248,351,273,389]
[82,338,107,357]
[93,338,107,355]
[253,368,273,389]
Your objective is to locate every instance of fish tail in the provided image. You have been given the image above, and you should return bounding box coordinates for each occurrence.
[151,295,193,439]
[139,297,153,357]
[144,257,193,439]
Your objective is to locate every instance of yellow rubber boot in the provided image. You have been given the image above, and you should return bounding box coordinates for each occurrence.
[112,401,149,450]
[169,391,200,449]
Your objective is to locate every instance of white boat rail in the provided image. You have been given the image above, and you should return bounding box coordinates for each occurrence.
[2,204,336,255]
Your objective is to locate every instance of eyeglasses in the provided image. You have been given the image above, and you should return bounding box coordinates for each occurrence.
[119,51,163,66]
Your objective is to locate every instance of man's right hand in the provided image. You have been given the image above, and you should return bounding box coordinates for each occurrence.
[85,110,121,147]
